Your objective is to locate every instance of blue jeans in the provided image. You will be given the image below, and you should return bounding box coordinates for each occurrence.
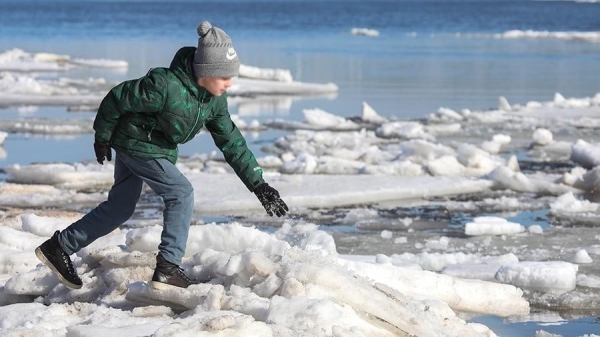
[58,152,194,265]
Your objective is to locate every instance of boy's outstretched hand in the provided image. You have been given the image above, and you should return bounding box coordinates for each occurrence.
[254,183,288,217]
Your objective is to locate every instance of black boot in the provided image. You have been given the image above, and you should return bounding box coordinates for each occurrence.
[151,254,194,290]
[35,231,83,289]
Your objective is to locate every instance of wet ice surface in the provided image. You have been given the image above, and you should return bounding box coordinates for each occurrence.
[2,51,600,336]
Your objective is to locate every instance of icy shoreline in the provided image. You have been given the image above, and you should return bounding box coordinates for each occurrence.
[1,50,600,336]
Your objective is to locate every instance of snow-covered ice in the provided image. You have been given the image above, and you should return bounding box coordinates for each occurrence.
[461,30,600,43]
[0,49,338,108]
[350,28,380,37]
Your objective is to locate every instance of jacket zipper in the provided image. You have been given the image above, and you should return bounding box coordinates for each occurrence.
[182,93,205,143]
[144,124,155,141]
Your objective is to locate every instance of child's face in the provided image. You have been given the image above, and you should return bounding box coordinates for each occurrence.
[196,77,233,97]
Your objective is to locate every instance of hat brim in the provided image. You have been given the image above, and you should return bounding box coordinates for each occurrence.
[193,62,239,78]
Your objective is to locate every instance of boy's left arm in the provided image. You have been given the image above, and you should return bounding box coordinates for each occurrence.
[205,98,263,191]
[205,96,288,216]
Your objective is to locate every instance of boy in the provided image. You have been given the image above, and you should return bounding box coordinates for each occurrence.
[35,21,288,290]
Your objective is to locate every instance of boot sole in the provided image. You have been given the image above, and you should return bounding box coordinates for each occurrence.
[152,281,185,290]
[35,247,83,289]
[151,281,189,291]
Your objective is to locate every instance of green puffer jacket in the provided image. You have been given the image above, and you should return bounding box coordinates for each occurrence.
[93,46,264,191]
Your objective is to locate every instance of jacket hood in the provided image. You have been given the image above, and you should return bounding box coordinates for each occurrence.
[169,46,213,100]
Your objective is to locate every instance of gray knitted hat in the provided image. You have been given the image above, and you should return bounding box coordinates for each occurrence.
[193,21,240,78]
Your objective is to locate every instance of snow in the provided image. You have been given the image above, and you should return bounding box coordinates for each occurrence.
[1,50,600,336]
[458,30,600,43]
[1,215,514,336]
[350,28,380,37]
[550,192,598,215]
[238,64,293,83]
[464,216,526,236]
[495,30,600,43]
[495,262,578,294]
[0,49,338,107]
[571,249,593,264]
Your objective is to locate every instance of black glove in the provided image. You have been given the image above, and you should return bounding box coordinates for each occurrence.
[94,141,112,165]
[254,183,289,217]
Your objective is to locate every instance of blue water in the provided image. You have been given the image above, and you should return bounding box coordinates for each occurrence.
[1,0,599,121]
[470,315,600,337]
[2,0,599,37]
